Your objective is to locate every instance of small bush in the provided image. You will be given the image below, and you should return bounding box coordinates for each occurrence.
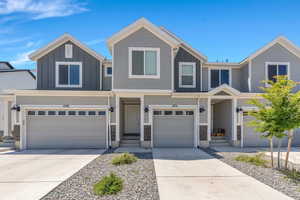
[112,153,137,165]
[281,168,300,183]
[93,173,123,196]
[235,153,269,167]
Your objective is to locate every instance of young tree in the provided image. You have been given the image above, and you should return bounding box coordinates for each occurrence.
[247,99,285,168]
[248,76,300,168]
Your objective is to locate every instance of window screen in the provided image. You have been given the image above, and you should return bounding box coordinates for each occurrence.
[59,65,68,85]
[132,50,144,75]
[211,70,219,88]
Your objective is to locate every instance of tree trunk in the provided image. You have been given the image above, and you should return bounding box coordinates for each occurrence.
[270,138,274,168]
[277,139,282,169]
[285,130,294,169]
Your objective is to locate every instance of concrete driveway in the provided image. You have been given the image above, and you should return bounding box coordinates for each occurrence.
[0,149,105,200]
[153,148,292,200]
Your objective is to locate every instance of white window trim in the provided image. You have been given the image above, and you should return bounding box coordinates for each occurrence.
[55,61,82,88]
[264,62,290,86]
[104,65,112,77]
[179,62,196,88]
[65,44,73,58]
[208,67,232,90]
[128,47,160,79]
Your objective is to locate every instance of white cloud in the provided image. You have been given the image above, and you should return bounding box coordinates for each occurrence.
[85,38,105,45]
[10,49,35,66]
[0,0,88,20]
[0,36,30,45]
[25,40,41,48]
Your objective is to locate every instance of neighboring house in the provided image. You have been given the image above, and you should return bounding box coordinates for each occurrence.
[0,62,36,138]
[10,18,300,150]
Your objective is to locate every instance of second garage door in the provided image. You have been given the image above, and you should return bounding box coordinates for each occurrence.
[26,110,107,149]
[153,110,194,147]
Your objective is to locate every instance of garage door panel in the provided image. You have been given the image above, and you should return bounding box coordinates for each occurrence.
[26,113,106,149]
[153,114,194,147]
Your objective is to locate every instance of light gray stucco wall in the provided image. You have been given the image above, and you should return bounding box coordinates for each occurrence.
[199,98,208,124]
[231,68,241,91]
[251,43,300,93]
[113,28,172,90]
[37,41,101,91]
[109,96,116,123]
[240,63,249,92]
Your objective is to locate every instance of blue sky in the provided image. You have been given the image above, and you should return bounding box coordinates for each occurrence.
[0,0,300,70]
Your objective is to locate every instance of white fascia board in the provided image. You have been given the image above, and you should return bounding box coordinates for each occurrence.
[240,36,300,65]
[112,89,172,96]
[14,90,113,97]
[21,104,109,110]
[106,18,180,51]
[207,84,240,96]
[29,33,105,61]
[159,27,207,61]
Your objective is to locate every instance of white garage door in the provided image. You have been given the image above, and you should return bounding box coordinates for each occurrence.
[26,110,107,149]
[153,110,195,147]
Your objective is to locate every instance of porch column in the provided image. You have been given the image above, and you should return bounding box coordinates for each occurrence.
[232,98,237,141]
[116,95,120,142]
[140,96,144,141]
[3,100,11,137]
[207,97,211,141]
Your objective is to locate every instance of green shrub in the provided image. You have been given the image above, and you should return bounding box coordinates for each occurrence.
[235,153,269,167]
[281,168,300,183]
[112,153,137,165]
[93,173,123,196]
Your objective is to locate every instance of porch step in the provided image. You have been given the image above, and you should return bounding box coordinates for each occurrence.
[121,140,140,144]
[120,139,140,147]
[210,140,230,147]
[120,143,140,147]
[122,136,140,140]
[211,139,227,143]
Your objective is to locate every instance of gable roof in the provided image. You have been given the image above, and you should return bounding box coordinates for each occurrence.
[0,61,14,69]
[29,33,105,61]
[208,84,240,96]
[0,69,36,79]
[106,18,180,51]
[159,27,207,62]
[241,36,300,64]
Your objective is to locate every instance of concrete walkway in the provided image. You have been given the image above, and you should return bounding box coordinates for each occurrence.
[153,148,292,200]
[0,149,105,200]
[265,147,300,165]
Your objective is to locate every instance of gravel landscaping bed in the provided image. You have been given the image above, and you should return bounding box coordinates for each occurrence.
[42,150,159,200]
[203,147,300,200]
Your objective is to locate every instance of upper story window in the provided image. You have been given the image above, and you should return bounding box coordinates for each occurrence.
[265,62,289,83]
[179,62,196,88]
[129,47,160,79]
[55,62,82,88]
[105,66,112,77]
[209,68,231,89]
[65,44,73,58]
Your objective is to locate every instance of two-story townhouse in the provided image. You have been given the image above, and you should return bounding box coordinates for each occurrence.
[11,18,300,150]
[0,62,36,140]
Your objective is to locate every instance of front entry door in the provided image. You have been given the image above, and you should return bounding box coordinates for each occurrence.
[124,105,140,134]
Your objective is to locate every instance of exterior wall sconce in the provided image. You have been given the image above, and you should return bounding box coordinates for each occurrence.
[11,105,20,112]
[144,107,149,113]
[236,107,243,113]
[199,107,206,113]
[109,107,114,112]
